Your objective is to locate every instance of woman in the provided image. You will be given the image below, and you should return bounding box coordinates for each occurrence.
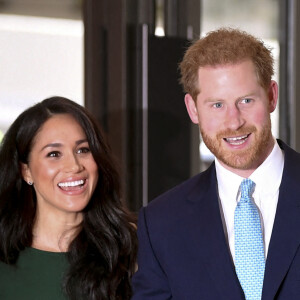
[0,96,137,299]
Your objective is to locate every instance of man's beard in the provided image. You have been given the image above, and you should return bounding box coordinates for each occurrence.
[200,117,273,170]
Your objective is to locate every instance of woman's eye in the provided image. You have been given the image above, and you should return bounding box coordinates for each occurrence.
[77,147,90,154]
[47,151,60,158]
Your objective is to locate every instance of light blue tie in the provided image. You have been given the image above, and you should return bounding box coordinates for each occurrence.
[234,179,265,300]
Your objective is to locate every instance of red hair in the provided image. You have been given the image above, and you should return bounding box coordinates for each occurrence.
[179,28,274,101]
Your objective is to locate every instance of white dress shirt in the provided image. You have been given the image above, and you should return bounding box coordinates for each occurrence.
[215,140,284,262]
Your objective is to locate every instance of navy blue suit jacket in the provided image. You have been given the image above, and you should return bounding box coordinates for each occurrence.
[132,140,300,299]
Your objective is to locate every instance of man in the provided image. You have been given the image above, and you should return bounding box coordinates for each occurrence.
[132,28,300,299]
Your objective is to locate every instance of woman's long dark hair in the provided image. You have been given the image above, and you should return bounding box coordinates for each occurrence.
[0,96,137,299]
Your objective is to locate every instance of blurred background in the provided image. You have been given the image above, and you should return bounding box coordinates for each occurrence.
[0,0,299,211]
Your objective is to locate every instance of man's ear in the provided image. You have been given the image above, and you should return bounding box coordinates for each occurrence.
[21,163,33,184]
[184,93,199,124]
[268,80,278,113]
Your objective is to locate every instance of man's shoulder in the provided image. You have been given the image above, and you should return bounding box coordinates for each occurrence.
[277,139,300,186]
[145,163,216,214]
[278,139,300,166]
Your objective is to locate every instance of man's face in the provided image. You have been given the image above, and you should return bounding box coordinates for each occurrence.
[185,60,278,175]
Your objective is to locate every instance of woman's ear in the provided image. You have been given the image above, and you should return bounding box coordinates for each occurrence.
[21,163,33,185]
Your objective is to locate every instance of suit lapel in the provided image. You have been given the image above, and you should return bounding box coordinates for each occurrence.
[186,164,244,299]
[183,140,300,299]
[262,140,300,299]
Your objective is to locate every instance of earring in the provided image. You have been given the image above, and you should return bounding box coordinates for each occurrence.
[27,181,33,185]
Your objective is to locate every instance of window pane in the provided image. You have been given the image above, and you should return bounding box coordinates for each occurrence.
[0,3,83,140]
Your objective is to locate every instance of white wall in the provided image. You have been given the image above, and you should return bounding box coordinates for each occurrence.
[0,14,83,134]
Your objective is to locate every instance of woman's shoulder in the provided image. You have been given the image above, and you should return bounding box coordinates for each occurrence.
[0,248,68,300]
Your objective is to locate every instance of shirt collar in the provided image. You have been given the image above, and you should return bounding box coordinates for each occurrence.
[215,139,284,201]
[249,140,284,197]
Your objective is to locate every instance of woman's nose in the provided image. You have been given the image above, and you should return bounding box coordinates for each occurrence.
[64,154,83,173]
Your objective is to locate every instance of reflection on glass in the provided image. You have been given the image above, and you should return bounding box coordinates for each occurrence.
[155,0,165,36]
[201,0,278,39]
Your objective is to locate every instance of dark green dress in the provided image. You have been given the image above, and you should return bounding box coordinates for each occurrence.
[0,247,68,300]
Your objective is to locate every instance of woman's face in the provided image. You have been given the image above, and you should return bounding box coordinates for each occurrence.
[22,114,99,218]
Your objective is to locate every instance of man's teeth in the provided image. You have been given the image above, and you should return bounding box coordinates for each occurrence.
[58,180,84,187]
[225,134,248,145]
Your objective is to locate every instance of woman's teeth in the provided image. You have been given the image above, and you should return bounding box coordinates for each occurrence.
[58,180,84,187]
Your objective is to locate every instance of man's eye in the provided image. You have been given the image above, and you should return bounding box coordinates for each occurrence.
[241,98,252,104]
[213,103,223,108]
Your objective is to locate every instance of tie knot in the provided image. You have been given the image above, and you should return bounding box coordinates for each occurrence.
[240,178,255,200]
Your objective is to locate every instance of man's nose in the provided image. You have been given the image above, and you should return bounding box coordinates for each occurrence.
[224,104,245,130]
